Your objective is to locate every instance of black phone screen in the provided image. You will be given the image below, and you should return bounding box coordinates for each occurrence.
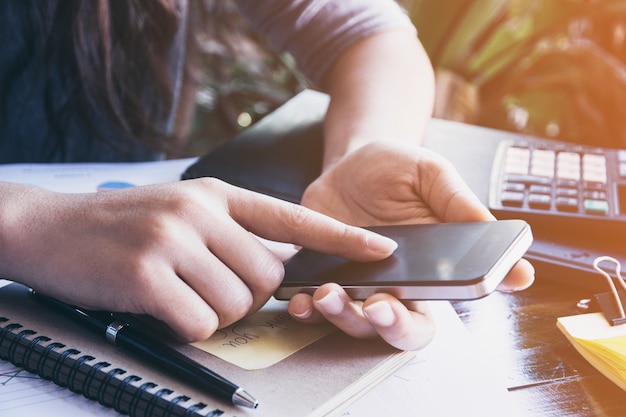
[276,220,532,301]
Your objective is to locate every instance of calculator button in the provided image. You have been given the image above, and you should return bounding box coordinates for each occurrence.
[583,170,607,184]
[584,164,607,174]
[557,152,581,164]
[505,148,530,175]
[583,190,607,200]
[584,199,609,215]
[531,165,555,178]
[556,168,581,181]
[530,149,555,178]
[528,194,552,209]
[532,157,555,169]
[505,174,553,186]
[556,196,579,212]
[533,149,556,163]
[501,191,525,207]
[556,154,581,180]
[582,153,606,167]
[556,179,577,188]
[584,182,606,191]
[505,163,530,175]
[507,147,531,160]
[504,182,526,192]
[582,154,607,183]
[556,187,578,197]
[529,184,552,195]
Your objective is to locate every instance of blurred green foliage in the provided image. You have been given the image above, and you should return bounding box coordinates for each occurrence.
[185,0,308,157]
[410,0,626,148]
[185,0,414,157]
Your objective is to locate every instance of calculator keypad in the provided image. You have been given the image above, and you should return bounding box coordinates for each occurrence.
[488,139,626,288]
[500,144,609,216]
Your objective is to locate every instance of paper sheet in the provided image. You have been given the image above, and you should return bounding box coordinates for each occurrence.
[0,158,197,193]
[344,301,525,417]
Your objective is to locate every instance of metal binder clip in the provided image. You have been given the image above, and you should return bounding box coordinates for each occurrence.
[592,256,626,326]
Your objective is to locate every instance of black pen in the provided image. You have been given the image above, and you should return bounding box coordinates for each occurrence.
[30,290,259,409]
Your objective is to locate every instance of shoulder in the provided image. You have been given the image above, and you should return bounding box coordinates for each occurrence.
[231,0,415,84]
[233,0,412,26]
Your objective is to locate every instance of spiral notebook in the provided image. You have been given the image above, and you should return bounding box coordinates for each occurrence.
[0,282,413,417]
[557,256,626,392]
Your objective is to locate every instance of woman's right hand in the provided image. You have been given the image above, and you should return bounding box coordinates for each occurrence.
[0,178,397,342]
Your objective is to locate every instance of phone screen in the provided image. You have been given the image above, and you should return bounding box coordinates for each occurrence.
[275,220,532,301]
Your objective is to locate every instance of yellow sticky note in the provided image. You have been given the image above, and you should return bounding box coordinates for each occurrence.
[578,337,626,374]
[557,313,626,391]
[192,298,336,370]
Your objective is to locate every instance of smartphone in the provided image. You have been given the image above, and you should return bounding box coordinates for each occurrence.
[274,220,533,301]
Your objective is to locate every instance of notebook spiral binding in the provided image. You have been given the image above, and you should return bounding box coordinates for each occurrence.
[0,316,223,417]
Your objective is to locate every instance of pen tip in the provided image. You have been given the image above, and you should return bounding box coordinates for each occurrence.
[233,388,259,409]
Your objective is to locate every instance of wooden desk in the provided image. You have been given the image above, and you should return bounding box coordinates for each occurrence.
[452,278,626,416]
[189,94,626,415]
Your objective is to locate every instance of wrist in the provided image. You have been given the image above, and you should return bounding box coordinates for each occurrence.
[321,133,422,172]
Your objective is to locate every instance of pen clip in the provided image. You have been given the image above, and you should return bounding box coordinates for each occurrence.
[105,321,127,345]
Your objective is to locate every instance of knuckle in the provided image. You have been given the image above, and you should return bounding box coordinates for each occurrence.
[178,320,219,343]
[140,218,175,244]
[171,177,225,211]
[284,203,314,229]
[258,257,285,293]
[340,223,361,242]
[193,176,227,193]
[218,291,254,327]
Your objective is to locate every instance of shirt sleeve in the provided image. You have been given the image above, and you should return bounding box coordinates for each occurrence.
[232,0,416,86]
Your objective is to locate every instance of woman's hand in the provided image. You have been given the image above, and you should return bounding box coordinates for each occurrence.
[289,141,535,350]
[0,178,398,342]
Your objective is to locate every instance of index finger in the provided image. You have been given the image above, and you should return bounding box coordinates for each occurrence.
[225,183,397,261]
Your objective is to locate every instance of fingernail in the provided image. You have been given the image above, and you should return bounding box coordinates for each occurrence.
[364,301,396,327]
[292,308,313,319]
[499,275,535,293]
[366,233,398,254]
[314,290,344,315]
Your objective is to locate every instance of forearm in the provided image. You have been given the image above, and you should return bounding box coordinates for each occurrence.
[320,28,435,170]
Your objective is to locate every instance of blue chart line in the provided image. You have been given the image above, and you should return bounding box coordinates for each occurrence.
[1,367,40,385]
[0,360,117,416]
[0,360,72,413]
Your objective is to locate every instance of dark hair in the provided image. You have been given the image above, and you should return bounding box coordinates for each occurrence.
[2,0,185,154]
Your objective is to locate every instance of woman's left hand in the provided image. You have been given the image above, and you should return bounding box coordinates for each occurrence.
[287,141,535,351]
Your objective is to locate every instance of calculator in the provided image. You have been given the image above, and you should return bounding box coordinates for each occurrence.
[488,137,626,239]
